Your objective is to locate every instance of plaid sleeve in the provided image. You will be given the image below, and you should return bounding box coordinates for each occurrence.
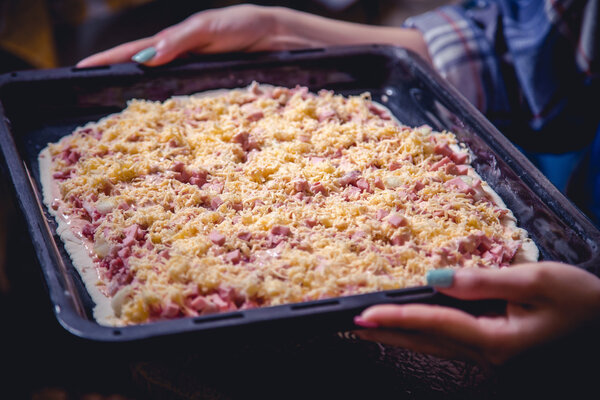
[405,1,599,154]
[403,3,510,115]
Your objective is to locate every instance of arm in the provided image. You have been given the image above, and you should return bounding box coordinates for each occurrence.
[355,262,600,366]
[76,5,432,67]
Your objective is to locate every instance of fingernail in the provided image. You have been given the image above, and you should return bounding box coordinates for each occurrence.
[132,47,156,63]
[353,316,379,329]
[426,268,455,288]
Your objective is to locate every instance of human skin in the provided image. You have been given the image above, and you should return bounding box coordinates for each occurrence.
[76,4,432,67]
[355,262,600,366]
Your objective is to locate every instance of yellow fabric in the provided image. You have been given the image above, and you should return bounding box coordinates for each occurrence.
[0,0,155,69]
[0,0,57,68]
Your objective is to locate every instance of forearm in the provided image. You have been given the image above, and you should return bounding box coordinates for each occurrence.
[273,7,432,64]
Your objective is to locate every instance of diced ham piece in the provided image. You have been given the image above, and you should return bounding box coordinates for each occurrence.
[293,192,306,202]
[455,165,469,175]
[208,294,231,311]
[173,168,191,184]
[271,87,289,99]
[161,302,180,318]
[470,179,489,201]
[310,182,328,195]
[237,231,252,241]
[122,224,144,247]
[343,185,361,200]
[292,85,310,99]
[233,131,259,152]
[390,233,408,246]
[209,230,226,246]
[118,246,131,259]
[52,170,72,180]
[477,235,494,252]
[445,177,474,194]
[81,223,95,240]
[413,181,425,192]
[60,147,81,165]
[248,81,263,95]
[434,143,453,158]
[373,177,384,189]
[431,157,451,171]
[356,178,370,192]
[368,103,391,120]
[203,181,225,194]
[159,249,170,260]
[376,209,389,220]
[99,180,114,196]
[389,161,402,171]
[317,107,337,122]
[225,249,242,264]
[190,296,207,311]
[305,219,318,228]
[451,152,468,164]
[482,243,517,265]
[458,234,483,254]
[242,104,264,122]
[444,163,459,175]
[189,170,208,188]
[210,196,223,210]
[351,230,367,240]
[77,128,93,136]
[171,161,185,173]
[271,225,292,236]
[434,142,468,164]
[310,156,325,164]
[172,162,208,187]
[387,213,407,228]
[338,170,361,187]
[293,179,309,193]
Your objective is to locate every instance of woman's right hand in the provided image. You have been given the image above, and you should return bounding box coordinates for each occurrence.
[76,4,431,67]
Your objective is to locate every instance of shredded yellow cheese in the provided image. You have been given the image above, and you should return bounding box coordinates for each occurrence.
[44,83,533,326]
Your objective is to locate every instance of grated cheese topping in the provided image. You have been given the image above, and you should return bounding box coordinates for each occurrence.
[41,83,536,326]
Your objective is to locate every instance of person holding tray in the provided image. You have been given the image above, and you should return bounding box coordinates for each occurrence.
[77,2,600,369]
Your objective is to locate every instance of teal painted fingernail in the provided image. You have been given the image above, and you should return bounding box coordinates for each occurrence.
[426,269,455,288]
[132,47,156,63]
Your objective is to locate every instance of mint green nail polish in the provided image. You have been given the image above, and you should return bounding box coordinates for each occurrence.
[426,269,455,288]
[132,47,156,63]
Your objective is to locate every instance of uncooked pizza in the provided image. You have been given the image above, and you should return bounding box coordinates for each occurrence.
[39,82,538,326]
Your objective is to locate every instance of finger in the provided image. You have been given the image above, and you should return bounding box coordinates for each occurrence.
[359,304,498,348]
[76,37,156,67]
[354,328,488,365]
[434,264,553,303]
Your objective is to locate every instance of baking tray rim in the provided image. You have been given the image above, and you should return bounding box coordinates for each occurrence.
[1,44,599,342]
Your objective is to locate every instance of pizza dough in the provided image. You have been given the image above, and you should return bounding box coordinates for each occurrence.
[39,82,538,326]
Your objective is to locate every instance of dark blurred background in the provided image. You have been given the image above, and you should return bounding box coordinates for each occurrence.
[1,1,456,399]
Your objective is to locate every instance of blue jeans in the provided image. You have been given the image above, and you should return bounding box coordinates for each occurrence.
[518,126,600,227]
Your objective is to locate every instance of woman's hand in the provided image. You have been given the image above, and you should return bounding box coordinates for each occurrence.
[354,262,600,366]
[76,5,431,67]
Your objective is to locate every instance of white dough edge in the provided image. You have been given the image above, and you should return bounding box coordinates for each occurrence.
[39,147,119,326]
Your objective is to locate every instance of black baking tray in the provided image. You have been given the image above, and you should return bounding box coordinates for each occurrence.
[1,45,600,344]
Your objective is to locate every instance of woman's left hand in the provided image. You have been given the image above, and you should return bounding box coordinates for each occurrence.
[354,262,600,366]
